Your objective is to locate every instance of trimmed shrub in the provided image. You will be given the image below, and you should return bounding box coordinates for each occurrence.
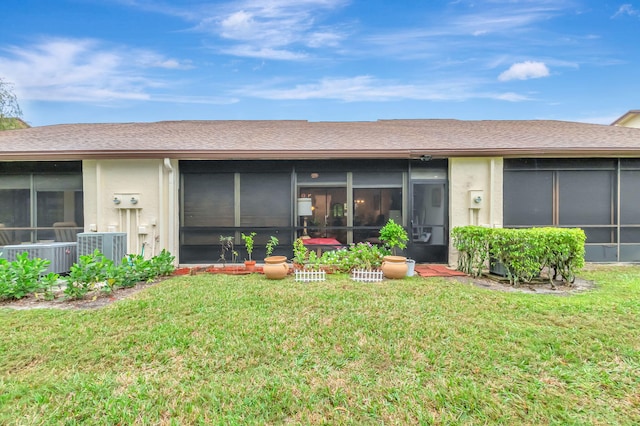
[452,226,586,285]
[451,226,492,277]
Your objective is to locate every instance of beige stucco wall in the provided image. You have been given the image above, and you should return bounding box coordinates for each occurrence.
[448,157,503,266]
[82,159,179,261]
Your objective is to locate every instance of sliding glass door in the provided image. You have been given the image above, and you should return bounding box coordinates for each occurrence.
[298,187,347,243]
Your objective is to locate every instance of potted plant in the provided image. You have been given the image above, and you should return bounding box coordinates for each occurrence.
[292,238,308,270]
[265,236,279,257]
[263,236,288,279]
[241,232,257,271]
[378,219,409,279]
[218,236,237,265]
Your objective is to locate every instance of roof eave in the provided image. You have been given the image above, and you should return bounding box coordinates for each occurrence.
[2,147,640,161]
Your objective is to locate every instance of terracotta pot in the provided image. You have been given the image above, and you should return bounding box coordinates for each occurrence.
[244,260,257,272]
[381,255,408,279]
[263,256,289,279]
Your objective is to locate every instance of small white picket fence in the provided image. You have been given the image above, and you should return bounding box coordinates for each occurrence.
[350,269,384,282]
[294,269,326,282]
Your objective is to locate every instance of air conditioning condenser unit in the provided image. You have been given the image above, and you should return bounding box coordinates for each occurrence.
[77,232,127,265]
[0,242,77,274]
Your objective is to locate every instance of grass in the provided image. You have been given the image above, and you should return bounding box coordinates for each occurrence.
[1,266,639,424]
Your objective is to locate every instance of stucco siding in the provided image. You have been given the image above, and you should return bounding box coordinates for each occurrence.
[82,159,179,260]
[448,157,503,265]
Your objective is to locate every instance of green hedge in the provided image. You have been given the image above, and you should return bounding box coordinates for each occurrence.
[452,226,586,285]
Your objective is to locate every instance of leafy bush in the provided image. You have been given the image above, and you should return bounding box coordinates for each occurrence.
[451,226,492,277]
[0,252,53,300]
[65,250,113,299]
[65,249,176,300]
[452,226,586,285]
[150,249,176,276]
[320,242,390,272]
[0,249,175,301]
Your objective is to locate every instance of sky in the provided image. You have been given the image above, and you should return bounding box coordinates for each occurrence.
[1,0,639,127]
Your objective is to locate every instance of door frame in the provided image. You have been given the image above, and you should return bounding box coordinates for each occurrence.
[408,179,449,263]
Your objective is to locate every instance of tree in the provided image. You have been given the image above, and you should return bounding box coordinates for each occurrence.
[0,77,24,130]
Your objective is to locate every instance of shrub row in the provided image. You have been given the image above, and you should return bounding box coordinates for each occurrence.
[0,249,175,301]
[292,239,391,272]
[452,226,586,285]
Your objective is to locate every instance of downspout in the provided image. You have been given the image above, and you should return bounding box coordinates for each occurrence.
[96,162,102,232]
[163,158,176,259]
[156,161,164,257]
[489,158,495,227]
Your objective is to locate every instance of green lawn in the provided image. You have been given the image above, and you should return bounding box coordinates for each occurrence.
[1,267,639,425]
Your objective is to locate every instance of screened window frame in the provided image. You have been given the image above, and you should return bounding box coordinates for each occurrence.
[504,158,640,262]
[0,163,84,244]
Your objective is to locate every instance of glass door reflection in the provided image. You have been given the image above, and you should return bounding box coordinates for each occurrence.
[298,187,347,243]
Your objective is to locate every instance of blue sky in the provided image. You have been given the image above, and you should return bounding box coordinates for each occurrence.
[1,0,639,126]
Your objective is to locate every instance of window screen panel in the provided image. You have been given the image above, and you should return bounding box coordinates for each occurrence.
[297,172,346,184]
[621,227,640,244]
[0,175,30,190]
[621,171,640,225]
[558,171,614,225]
[182,173,234,227]
[34,174,83,191]
[0,189,30,227]
[504,171,553,226]
[581,227,616,244]
[352,172,402,187]
[620,245,640,262]
[240,173,291,227]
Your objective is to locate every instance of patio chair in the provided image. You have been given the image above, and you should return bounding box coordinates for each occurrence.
[53,221,78,242]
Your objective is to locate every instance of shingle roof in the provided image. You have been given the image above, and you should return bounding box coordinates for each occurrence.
[1,119,639,160]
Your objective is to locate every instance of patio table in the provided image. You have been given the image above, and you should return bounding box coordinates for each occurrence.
[302,237,343,256]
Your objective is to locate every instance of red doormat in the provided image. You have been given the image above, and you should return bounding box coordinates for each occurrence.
[414,264,467,277]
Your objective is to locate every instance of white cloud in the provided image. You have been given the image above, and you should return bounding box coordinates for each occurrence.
[125,0,349,60]
[358,2,574,63]
[221,45,308,60]
[214,0,348,52]
[0,38,213,104]
[307,30,343,48]
[495,92,531,102]
[498,61,550,81]
[613,4,640,18]
[236,75,530,102]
